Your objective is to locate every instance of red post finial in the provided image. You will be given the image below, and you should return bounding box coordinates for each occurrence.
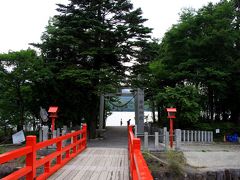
[48,106,59,132]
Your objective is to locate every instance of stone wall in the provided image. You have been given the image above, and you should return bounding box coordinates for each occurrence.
[152,169,240,180]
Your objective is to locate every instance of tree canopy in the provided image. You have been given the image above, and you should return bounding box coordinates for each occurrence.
[0,49,51,133]
[1,0,240,138]
[148,0,240,128]
[34,0,152,137]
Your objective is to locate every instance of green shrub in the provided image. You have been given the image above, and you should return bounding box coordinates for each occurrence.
[0,146,6,154]
[194,122,240,141]
[166,150,185,176]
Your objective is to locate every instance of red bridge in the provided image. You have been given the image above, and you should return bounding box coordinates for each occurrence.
[0,125,152,180]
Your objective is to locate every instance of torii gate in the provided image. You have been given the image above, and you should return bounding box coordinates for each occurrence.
[98,87,144,134]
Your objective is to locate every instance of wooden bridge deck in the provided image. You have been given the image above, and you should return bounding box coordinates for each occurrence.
[49,127,129,180]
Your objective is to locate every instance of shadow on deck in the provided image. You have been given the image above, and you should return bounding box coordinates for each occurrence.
[88,126,128,148]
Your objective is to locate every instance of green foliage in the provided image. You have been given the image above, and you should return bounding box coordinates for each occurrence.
[0,49,52,131]
[34,0,152,138]
[193,121,240,141]
[0,146,6,154]
[149,60,167,78]
[156,85,201,127]
[194,122,240,136]
[148,0,240,128]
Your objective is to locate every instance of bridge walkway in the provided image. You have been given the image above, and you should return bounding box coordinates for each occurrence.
[48,126,129,180]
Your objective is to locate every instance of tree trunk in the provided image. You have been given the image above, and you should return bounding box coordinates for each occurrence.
[86,94,99,139]
[151,99,156,123]
[103,109,106,129]
[231,108,240,125]
[208,88,214,121]
[19,106,25,131]
[16,82,24,131]
[4,124,7,136]
[33,118,36,132]
[17,108,24,131]
[88,117,97,139]
[157,104,161,126]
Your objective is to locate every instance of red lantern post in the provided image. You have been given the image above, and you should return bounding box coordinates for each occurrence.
[48,106,59,132]
[166,108,177,148]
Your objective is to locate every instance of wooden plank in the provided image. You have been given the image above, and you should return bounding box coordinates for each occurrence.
[72,149,100,179]
[78,154,101,180]
[71,151,96,179]
[108,149,118,180]
[50,147,129,180]
[48,149,90,179]
[61,152,91,180]
[98,171,109,180]
[47,157,81,179]
[114,153,121,180]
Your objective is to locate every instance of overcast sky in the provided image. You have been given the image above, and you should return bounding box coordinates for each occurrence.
[0,0,220,53]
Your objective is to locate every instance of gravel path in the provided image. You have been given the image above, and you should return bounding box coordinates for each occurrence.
[182,143,240,171]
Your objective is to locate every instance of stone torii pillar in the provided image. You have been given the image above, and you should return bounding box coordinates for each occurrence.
[135,88,144,134]
[99,94,104,130]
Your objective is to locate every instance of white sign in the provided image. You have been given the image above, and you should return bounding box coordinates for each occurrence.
[12,130,25,144]
[216,129,220,134]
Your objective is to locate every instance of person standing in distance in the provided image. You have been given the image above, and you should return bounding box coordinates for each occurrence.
[127,119,131,126]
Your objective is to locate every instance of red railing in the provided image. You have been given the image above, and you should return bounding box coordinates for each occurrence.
[0,124,87,180]
[128,125,153,180]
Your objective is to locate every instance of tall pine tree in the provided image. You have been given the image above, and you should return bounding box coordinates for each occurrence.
[36,0,151,137]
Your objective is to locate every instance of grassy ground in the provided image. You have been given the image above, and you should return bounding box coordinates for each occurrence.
[143,150,194,179]
[0,144,57,179]
[0,145,26,178]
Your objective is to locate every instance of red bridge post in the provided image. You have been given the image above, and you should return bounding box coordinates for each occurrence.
[26,136,37,180]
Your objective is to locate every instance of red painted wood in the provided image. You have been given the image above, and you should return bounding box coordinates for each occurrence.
[170,118,173,148]
[2,167,32,180]
[26,136,37,180]
[128,125,153,180]
[0,124,87,180]
[0,146,31,164]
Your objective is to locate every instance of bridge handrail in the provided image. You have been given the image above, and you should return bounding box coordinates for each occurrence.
[0,124,87,180]
[128,125,153,180]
